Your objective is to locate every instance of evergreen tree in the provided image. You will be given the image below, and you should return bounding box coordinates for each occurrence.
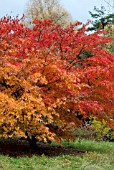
[89,5,114,31]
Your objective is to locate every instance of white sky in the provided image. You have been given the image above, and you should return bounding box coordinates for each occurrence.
[0,0,113,23]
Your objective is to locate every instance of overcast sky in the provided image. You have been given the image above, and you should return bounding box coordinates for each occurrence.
[0,0,113,23]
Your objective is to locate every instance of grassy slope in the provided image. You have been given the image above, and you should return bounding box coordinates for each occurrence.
[0,140,114,170]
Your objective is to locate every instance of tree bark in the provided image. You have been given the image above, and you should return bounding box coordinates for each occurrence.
[25,131,37,150]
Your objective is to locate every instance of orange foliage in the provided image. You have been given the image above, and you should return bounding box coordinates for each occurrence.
[0,17,114,145]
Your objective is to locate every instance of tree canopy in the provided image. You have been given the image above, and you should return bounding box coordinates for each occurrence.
[24,0,72,27]
[0,16,114,147]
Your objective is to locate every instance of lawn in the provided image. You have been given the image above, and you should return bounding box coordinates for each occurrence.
[0,139,114,170]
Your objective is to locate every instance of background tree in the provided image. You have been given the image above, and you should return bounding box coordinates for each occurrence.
[105,23,114,53]
[24,0,72,27]
[88,5,114,31]
[89,5,114,54]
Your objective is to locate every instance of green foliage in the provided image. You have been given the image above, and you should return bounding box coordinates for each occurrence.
[73,118,114,142]
[91,118,111,141]
[89,5,114,31]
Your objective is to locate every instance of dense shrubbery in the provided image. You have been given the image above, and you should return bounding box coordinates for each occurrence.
[74,118,114,142]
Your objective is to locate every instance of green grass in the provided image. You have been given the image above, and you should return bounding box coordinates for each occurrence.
[62,139,114,154]
[0,140,114,170]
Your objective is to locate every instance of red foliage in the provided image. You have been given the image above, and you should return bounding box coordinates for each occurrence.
[0,17,114,144]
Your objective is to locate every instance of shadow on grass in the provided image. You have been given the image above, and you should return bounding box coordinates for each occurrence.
[0,138,85,158]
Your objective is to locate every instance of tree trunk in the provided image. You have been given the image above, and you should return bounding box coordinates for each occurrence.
[25,131,37,150]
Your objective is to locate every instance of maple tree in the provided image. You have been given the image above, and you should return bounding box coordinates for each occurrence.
[0,16,114,148]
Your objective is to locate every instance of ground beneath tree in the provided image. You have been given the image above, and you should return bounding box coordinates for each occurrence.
[0,139,85,158]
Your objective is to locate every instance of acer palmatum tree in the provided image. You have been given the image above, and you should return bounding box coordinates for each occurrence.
[0,17,114,148]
